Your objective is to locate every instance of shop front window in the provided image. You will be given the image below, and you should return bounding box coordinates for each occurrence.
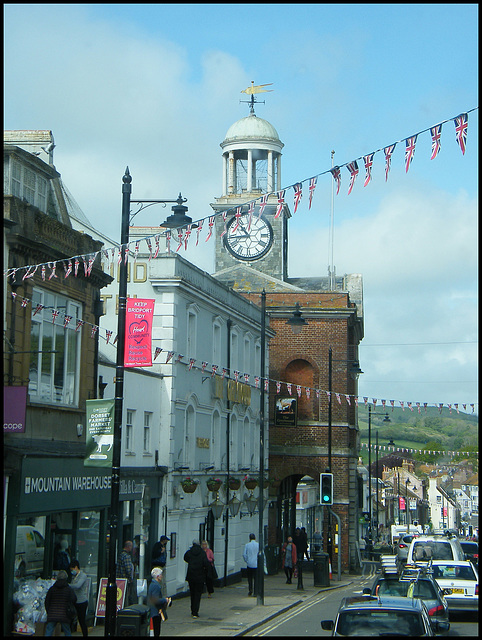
[14,517,47,580]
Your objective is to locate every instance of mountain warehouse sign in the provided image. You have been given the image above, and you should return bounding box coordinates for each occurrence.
[20,457,111,513]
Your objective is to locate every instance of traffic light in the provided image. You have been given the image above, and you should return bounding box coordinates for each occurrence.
[320,473,333,505]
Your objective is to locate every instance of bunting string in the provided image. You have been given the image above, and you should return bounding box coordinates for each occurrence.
[8,289,477,413]
[360,441,477,458]
[4,107,478,282]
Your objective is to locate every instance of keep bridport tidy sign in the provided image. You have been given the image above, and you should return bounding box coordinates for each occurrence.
[124,298,155,367]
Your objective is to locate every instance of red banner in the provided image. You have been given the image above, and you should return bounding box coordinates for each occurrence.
[124,298,155,367]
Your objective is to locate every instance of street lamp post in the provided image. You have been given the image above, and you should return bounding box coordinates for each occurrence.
[104,170,194,636]
[406,479,410,534]
[256,290,266,606]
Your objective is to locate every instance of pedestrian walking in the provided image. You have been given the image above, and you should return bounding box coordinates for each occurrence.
[313,529,322,552]
[201,540,217,597]
[243,533,259,596]
[183,539,210,618]
[44,570,77,636]
[68,560,89,637]
[299,527,310,560]
[151,535,169,569]
[281,536,297,584]
[117,540,135,605]
[147,567,172,637]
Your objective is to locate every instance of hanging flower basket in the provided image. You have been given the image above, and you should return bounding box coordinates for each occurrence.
[181,478,199,493]
[207,478,223,493]
[226,476,241,490]
[244,476,258,491]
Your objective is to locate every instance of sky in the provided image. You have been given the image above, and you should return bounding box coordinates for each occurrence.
[4,3,478,414]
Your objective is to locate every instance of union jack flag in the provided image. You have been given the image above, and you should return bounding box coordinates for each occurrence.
[430,124,442,160]
[20,264,37,280]
[175,229,184,253]
[293,183,302,214]
[21,297,30,308]
[205,216,215,242]
[105,329,113,344]
[363,154,374,187]
[196,218,203,245]
[308,177,317,209]
[232,207,242,232]
[63,315,73,328]
[275,189,285,219]
[220,212,228,237]
[306,387,310,399]
[33,303,44,316]
[264,379,269,391]
[134,241,140,262]
[51,309,60,324]
[201,361,208,372]
[296,385,302,397]
[330,166,341,195]
[165,351,175,363]
[189,358,196,371]
[454,113,468,155]
[166,231,171,254]
[347,161,359,195]
[257,194,269,218]
[74,258,80,276]
[64,260,72,279]
[154,347,163,360]
[254,376,260,388]
[384,144,396,181]
[286,383,292,395]
[404,135,417,173]
[153,235,160,259]
[41,264,46,281]
[146,238,153,260]
[91,325,99,337]
[184,224,192,250]
[75,320,84,332]
[276,381,281,394]
[211,364,218,377]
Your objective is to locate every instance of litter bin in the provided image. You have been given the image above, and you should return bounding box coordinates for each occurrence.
[313,552,330,587]
[116,603,150,636]
[264,545,280,575]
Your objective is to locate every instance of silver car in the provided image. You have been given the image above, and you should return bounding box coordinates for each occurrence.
[395,534,419,563]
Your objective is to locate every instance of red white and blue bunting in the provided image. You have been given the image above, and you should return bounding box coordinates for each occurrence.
[360,442,476,458]
[9,289,478,414]
[4,108,477,283]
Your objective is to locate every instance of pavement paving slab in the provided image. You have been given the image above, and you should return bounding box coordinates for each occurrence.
[76,570,359,637]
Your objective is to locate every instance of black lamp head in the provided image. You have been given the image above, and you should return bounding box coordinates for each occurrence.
[161,194,197,229]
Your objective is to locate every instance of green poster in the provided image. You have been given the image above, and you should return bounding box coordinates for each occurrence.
[85,398,115,468]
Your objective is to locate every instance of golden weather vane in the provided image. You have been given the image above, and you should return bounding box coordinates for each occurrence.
[240,81,273,113]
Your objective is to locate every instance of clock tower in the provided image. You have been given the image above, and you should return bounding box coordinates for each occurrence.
[211,102,290,285]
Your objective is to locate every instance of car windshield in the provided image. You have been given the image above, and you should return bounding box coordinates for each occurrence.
[413,541,453,560]
[377,580,436,599]
[337,609,424,636]
[432,564,476,581]
[461,542,478,553]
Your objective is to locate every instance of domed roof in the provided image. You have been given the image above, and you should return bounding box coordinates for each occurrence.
[222,114,282,146]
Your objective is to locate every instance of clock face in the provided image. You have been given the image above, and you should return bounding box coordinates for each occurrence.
[224,213,274,261]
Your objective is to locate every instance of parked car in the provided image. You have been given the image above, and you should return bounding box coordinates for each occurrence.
[363,572,449,633]
[394,533,419,563]
[15,525,45,578]
[431,560,479,612]
[321,595,449,636]
[406,534,465,565]
[460,540,478,567]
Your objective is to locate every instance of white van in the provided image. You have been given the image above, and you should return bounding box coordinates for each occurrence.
[15,525,45,577]
[390,524,422,545]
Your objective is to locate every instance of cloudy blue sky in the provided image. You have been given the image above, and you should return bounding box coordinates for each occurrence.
[4,4,478,412]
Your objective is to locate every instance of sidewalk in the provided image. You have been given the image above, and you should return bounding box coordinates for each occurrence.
[80,570,358,637]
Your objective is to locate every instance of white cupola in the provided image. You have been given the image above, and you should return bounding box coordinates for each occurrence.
[220,113,284,196]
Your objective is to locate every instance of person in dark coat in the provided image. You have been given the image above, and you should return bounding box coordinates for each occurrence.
[44,570,77,636]
[151,534,169,569]
[183,539,210,618]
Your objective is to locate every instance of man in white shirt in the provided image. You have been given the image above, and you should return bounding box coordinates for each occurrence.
[243,533,259,596]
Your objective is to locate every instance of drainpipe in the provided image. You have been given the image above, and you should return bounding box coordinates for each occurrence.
[223,319,232,586]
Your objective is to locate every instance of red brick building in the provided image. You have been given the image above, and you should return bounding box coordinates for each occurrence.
[212,106,364,572]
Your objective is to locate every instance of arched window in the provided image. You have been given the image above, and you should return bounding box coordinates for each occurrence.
[284,359,314,420]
